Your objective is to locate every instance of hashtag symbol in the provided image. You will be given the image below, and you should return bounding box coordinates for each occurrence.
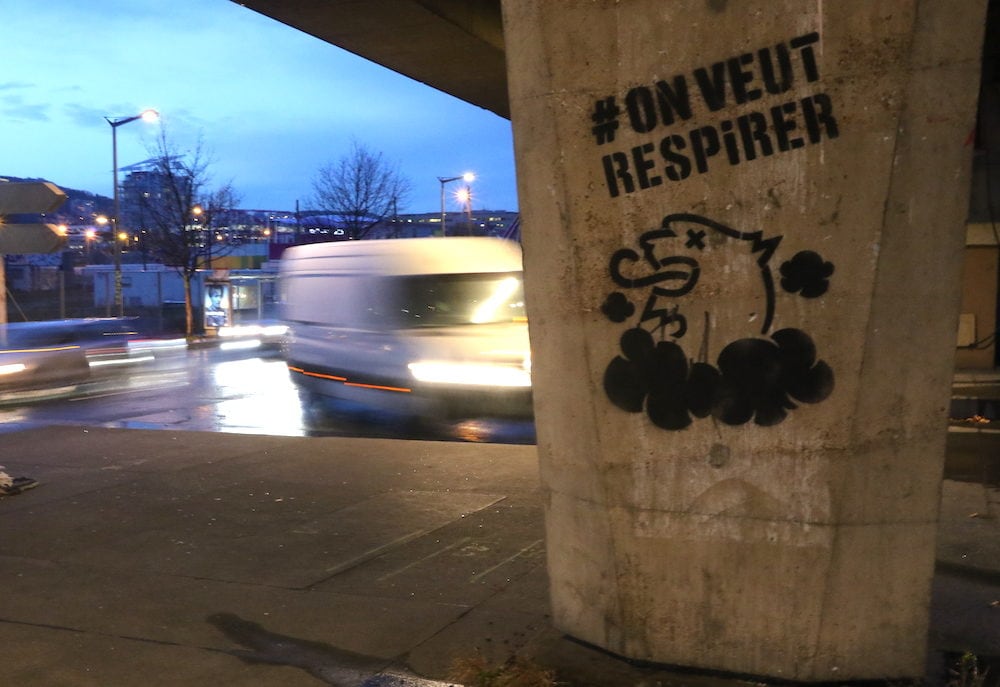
[591,96,620,145]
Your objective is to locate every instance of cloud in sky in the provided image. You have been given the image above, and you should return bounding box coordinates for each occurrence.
[2,98,50,123]
[2,0,518,213]
[0,81,37,91]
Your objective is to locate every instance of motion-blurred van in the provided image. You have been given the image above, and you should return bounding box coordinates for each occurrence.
[278,237,532,419]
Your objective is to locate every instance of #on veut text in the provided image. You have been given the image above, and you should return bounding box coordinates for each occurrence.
[593,32,840,198]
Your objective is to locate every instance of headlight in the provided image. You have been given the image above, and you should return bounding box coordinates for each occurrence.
[0,363,27,376]
[218,324,288,339]
[408,360,531,387]
[220,339,263,352]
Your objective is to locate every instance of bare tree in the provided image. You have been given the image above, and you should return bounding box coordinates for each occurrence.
[135,129,240,337]
[310,141,411,239]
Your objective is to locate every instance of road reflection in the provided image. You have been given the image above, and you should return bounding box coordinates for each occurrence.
[0,344,537,445]
[210,356,311,437]
[295,380,536,443]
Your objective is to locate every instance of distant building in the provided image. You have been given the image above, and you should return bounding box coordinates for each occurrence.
[363,210,520,240]
[119,169,168,232]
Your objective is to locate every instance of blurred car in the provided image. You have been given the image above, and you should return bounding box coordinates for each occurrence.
[0,318,151,398]
[216,320,288,354]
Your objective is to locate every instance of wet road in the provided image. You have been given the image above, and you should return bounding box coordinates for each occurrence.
[2,344,998,482]
[0,346,537,444]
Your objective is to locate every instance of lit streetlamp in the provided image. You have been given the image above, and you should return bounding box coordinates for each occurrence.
[105,108,158,316]
[438,172,474,236]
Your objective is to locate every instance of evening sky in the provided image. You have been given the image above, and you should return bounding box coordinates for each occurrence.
[2,0,518,214]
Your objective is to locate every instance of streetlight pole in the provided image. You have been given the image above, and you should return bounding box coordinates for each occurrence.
[191,205,208,269]
[105,109,158,317]
[457,186,473,219]
[437,172,474,236]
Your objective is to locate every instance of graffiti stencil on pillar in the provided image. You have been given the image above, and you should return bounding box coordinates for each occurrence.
[591,31,841,199]
[602,213,834,429]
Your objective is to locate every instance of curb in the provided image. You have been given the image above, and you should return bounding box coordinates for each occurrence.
[935,559,1000,587]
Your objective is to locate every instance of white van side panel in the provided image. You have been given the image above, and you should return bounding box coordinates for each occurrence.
[282,273,382,328]
[281,237,522,277]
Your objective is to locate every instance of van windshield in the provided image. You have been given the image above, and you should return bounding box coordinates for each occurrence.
[387,272,526,328]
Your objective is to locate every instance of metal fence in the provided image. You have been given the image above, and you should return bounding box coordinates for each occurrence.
[5,267,279,336]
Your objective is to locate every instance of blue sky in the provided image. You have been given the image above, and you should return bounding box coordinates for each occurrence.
[2,0,518,214]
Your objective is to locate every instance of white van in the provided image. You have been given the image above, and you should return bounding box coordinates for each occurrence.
[278,237,533,419]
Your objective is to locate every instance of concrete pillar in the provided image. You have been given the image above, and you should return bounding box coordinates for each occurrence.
[502,1,986,680]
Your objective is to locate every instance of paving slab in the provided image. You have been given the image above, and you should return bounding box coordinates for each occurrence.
[1,424,998,686]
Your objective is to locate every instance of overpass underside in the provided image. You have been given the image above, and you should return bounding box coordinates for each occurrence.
[234,0,509,119]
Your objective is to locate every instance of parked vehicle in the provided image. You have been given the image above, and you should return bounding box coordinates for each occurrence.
[278,237,533,419]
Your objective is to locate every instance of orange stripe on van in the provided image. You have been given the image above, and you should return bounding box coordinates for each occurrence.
[287,365,346,382]
[288,364,410,392]
[343,381,412,393]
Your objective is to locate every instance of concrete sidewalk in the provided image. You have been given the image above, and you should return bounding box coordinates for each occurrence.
[0,425,998,686]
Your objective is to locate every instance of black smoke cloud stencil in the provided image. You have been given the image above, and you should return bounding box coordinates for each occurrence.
[601,291,635,322]
[780,250,834,298]
[604,327,832,428]
[602,213,835,430]
[604,327,720,429]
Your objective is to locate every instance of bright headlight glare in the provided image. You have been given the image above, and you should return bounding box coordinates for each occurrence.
[220,339,262,352]
[262,324,288,337]
[88,354,155,368]
[408,361,531,387]
[219,324,288,339]
[0,363,27,376]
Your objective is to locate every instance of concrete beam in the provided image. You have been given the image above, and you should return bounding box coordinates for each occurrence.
[233,0,509,118]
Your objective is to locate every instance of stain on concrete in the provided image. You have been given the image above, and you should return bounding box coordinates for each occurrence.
[208,613,458,686]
